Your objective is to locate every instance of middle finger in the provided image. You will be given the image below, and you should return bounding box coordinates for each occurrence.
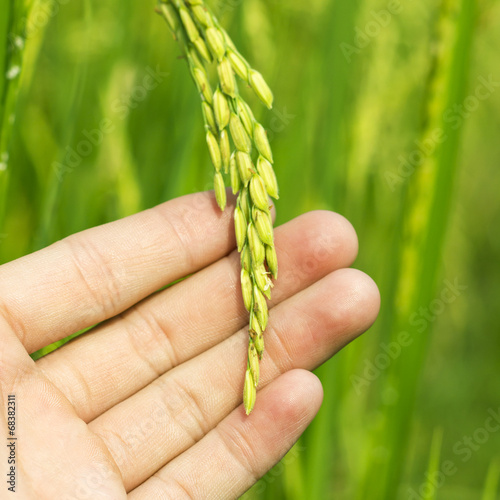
[89,267,379,491]
[38,211,357,422]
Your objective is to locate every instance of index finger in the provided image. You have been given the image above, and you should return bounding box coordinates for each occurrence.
[0,191,237,353]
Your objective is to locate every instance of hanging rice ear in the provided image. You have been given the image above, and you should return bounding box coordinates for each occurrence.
[157,0,278,415]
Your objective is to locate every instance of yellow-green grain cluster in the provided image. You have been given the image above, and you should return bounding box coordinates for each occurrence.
[157,0,279,415]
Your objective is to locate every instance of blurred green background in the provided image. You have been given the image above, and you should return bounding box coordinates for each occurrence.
[1,0,499,498]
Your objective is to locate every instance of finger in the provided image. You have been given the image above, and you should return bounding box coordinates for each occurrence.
[0,191,237,353]
[128,369,323,499]
[38,211,358,421]
[89,268,379,491]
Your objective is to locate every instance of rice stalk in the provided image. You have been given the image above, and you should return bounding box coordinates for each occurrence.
[481,459,500,500]
[421,427,443,500]
[157,0,279,414]
[0,0,33,230]
[356,0,476,498]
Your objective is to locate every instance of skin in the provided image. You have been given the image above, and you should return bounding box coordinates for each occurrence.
[0,191,379,499]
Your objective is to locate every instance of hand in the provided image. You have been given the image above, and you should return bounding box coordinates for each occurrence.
[0,191,379,499]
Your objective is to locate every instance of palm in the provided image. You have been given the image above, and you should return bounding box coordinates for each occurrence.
[0,192,379,499]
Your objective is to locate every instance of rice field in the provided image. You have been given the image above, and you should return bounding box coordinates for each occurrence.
[1,0,499,498]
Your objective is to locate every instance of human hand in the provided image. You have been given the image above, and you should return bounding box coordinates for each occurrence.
[0,191,379,499]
